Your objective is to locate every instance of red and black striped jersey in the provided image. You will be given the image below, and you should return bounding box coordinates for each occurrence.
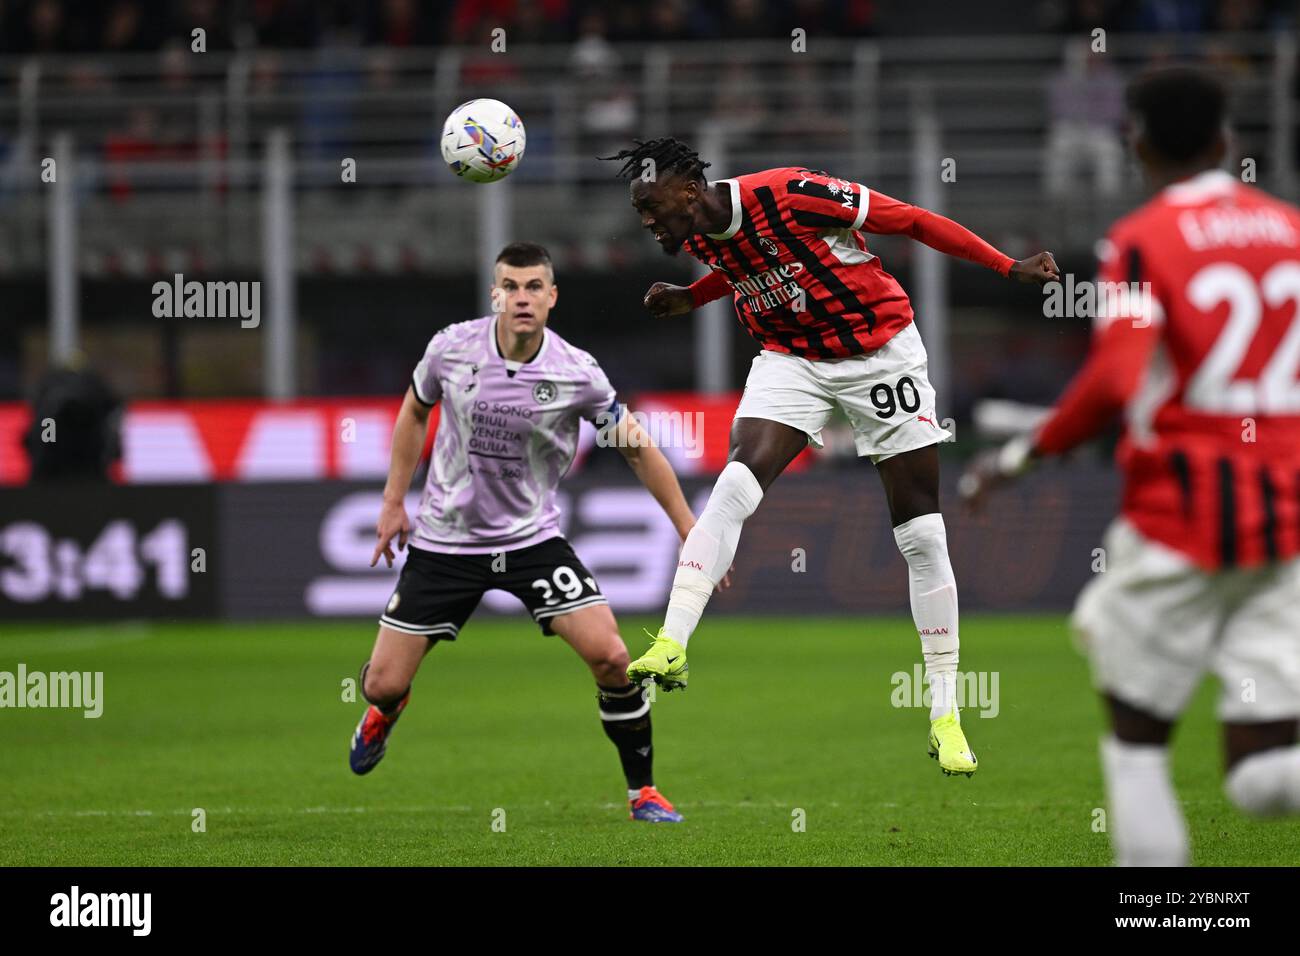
[1034,170,1300,569]
[686,167,1014,360]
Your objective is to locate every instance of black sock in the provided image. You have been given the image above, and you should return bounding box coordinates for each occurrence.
[597,683,653,790]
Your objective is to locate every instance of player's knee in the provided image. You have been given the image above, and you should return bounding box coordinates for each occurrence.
[361,659,409,708]
[1225,749,1300,817]
[589,639,630,685]
[893,512,946,553]
[705,461,765,521]
[892,512,949,569]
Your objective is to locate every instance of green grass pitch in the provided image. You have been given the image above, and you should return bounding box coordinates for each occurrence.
[2,615,1297,866]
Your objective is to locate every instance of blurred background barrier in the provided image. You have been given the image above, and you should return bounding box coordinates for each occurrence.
[0,464,1119,619]
[1,1,1296,620]
[0,392,819,483]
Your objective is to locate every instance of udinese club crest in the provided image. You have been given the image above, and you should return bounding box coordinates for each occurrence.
[532,380,557,404]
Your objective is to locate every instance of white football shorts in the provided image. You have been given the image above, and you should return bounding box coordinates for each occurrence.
[1072,518,1300,723]
[733,322,952,463]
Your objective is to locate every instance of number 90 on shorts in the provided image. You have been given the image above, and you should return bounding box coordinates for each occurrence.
[734,323,952,464]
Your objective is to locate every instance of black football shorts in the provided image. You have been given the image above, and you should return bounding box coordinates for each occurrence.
[378,536,608,640]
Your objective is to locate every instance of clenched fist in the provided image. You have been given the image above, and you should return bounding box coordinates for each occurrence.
[643,282,694,318]
[1009,252,1061,286]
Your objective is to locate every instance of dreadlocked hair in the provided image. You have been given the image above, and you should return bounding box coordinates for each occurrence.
[598,137,711,182]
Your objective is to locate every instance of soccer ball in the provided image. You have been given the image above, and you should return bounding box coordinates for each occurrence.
[440,99,526,183]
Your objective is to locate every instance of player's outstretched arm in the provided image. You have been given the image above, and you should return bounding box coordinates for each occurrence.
[864,189,1059,284]
[371,386,430,568]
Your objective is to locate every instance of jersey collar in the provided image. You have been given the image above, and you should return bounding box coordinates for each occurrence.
[704,179,742,240]
[1162,168,1236,205]
[488,314,548,367]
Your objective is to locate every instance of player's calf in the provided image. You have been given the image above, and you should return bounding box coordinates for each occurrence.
[893,512,961,722]
[1224,722,1300,816]
[1101,735,1190,866]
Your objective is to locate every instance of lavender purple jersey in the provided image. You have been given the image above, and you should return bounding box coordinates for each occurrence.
[408,315,620,554]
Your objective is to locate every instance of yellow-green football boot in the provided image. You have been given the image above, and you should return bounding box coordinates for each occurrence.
[626,628,688,692]
[928,706,978,777]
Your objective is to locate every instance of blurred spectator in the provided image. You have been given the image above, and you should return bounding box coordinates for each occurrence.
[1214,0,1265,31]
[571,10,637,161]
[23,0,72,53]
[367,0,435,47]
[1128,0,1210,33]
[772,61,845,148]
[1040,0,1126,34]
[449,0,570,45]
[103,107,161,203]
[250,0,321,49]
[101,0,157,54]
[158,39,194,93]
[710,59,769,148]
[722,0,776,40]
[1043,39,1125,198]
[571,7,617,73]
[170,0,233,50]
[646,0,693,42]
[602,1,651,42]
[24,362,122,483]
[779,0,877,38]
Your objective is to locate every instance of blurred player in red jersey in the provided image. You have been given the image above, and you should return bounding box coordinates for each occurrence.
[962,68,1300,863]
[600,138,1058,778]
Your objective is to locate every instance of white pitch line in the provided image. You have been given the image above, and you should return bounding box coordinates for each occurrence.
[5,800,1023,819]
[2,797,1147,820]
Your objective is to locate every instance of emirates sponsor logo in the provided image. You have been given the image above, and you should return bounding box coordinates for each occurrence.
[728,261,804,298]
[678,560,705,570]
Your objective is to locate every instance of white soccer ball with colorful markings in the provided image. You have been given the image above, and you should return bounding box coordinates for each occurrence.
[440,99,526,183]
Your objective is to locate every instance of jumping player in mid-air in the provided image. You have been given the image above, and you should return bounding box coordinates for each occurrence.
[601,138,1059,777]
[349,241,700,823]
[961,68,1300,864]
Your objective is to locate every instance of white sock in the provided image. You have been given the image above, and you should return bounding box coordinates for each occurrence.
[663,461,764,647]
[893,513,960,721]
[628,788,643,800]
[1100,735,1190,866]
[1225,745,1300,816]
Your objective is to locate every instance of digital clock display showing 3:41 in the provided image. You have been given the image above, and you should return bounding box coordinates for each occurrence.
[0,486,218,617]
[1,519,189,602]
